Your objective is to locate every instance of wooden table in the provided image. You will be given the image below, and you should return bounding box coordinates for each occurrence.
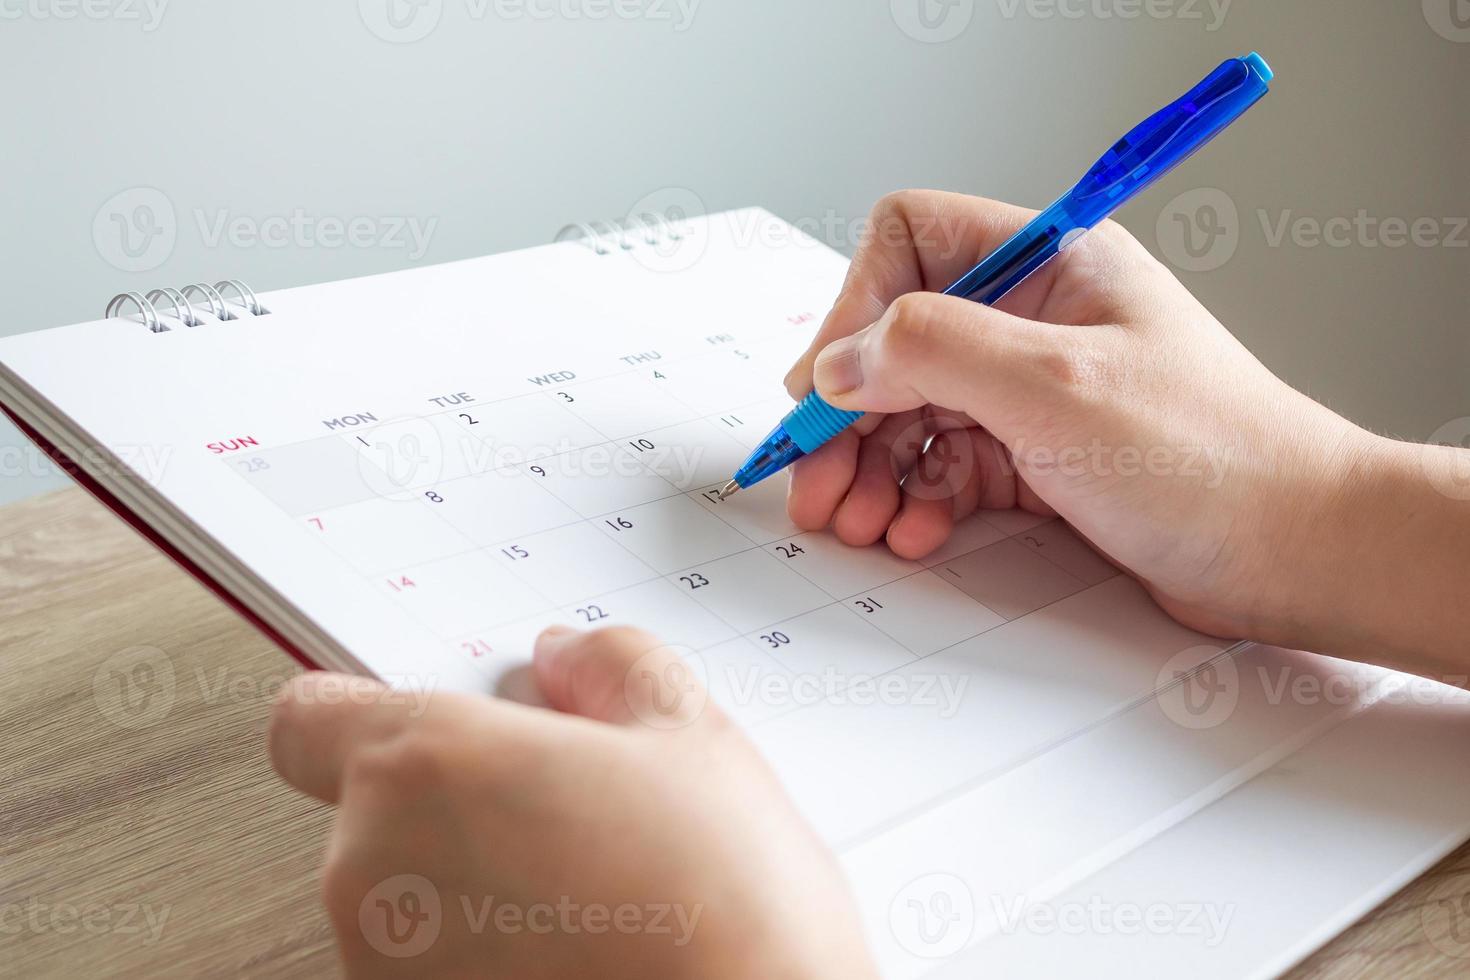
[3,487,1468,977]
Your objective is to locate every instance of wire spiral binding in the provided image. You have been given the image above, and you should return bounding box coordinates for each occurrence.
[554,211,692,256]
[104,279,270,333]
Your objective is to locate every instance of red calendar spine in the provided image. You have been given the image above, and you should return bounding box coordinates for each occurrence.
[1,400,322,673]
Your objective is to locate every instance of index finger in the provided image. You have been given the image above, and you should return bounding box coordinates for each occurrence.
[784,191,1042,398]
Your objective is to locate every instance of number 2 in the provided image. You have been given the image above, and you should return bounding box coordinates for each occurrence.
[577,605,609,623]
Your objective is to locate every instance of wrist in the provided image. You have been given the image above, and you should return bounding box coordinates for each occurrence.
[1258,426,1470,676]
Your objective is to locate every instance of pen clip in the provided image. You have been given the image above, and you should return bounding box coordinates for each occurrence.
[1071,57,1261,205]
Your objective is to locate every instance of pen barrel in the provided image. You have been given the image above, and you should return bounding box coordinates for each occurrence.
[942,199,1075,306]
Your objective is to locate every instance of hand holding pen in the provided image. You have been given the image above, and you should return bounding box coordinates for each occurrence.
[721,52,1274,499]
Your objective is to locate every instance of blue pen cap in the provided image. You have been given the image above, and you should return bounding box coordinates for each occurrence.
[1243,51,1273,83]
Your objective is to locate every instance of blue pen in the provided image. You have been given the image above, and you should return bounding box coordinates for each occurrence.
[719,51,1274,500]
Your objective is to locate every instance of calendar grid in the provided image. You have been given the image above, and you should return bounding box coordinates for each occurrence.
[228,311,1121,720]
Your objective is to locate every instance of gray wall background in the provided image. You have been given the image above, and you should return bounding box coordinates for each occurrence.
[2,0,1466,505]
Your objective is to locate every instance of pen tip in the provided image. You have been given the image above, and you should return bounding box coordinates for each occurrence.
[717,480,740,500]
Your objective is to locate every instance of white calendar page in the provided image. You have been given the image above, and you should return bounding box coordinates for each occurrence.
[4,209,1440,978]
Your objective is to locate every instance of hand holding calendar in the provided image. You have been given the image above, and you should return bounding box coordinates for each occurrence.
[270,626,875,980]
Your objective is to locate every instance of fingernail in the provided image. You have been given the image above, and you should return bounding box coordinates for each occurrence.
[813,330,867,396]
[535,624,577,655]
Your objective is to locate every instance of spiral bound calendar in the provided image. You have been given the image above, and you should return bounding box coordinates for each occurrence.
[4,209,1469,978]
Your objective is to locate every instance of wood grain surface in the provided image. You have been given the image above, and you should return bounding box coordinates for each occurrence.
[1,487,1466,978]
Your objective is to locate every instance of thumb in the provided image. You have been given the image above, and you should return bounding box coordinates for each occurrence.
[811,291,1073,425]
[533,625,714,730]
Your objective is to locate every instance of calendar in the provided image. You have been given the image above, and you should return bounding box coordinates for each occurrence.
[2,209,1418,978]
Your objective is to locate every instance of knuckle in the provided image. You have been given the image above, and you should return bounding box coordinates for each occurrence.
[867,190,925,246]
[346,730,445,795]
[874,188,924,218]
[1034,339,1111,393]
[881,294,939,357]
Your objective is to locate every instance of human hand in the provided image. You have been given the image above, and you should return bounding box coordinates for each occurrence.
[269,626,876,979]
[784,190,1384,651]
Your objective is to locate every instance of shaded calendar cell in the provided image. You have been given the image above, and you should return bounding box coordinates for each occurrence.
[647,351,772,416]
[935,538,1087,621]
[844,570,1005,656]
[380,550,552,639]
[765,532,920,598]
[309,495,473,574]
[563,579,735,650]
[698,638,794,727]
[594,495,750,574]
[919,513,1009,567]
[673,548,828,633]
[555,373,697,440]
[517,442,677,517]
[1015,519,1119,586]
[753,604,916,686]
[631,419,750,491]
[427,467,579,545]
[340,413,496,494]
[691,476,800,544]
[449,610,574,677]
[494,521,653,605]
[228,436,381,516]
[977,507,1055,537]
[451,392,604,461]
